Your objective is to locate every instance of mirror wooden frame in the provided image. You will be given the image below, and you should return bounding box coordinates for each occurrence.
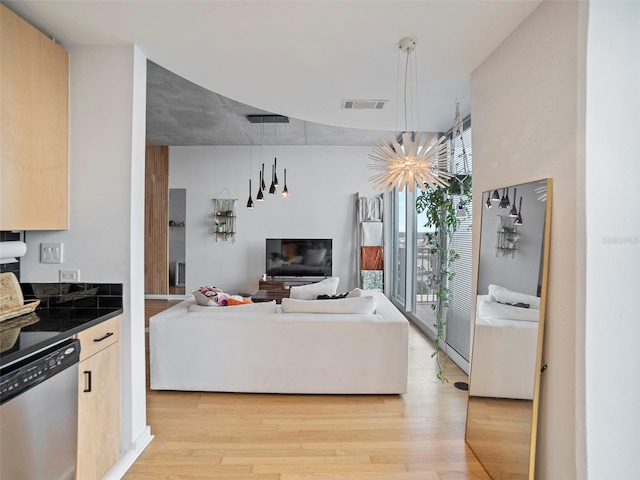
[465,178,552,479]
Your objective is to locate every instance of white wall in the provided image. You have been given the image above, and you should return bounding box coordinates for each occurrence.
[20,45,151,465]
[471,1,584,478]
[169,145,381,295]
[585,2,640,479]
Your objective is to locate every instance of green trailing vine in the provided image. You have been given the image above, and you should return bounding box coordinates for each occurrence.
[416,175,471,382]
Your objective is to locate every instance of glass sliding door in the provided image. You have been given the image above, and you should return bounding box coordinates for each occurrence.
[413,200,437,333]
[388,120,473,374]
[391,188,407,306]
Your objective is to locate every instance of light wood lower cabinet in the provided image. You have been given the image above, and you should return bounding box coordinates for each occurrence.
[76,316,120,480]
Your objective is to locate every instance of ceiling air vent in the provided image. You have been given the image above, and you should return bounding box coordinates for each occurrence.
[342,99,387,110]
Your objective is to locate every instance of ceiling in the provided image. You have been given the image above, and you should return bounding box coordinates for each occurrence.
[5,0,543,146]
[145,60,399,146]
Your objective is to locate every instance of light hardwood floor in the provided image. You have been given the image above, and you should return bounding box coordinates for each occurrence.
[125,299,489,480]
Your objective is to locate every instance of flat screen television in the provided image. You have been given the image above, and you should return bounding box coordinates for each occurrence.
[266,238,332,278]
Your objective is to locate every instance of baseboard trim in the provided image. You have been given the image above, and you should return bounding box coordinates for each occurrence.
[145,294,189,300]
[103,426,154,479]
[446,344,470,376]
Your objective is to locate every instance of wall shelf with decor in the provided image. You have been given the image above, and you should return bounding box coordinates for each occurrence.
[496,215,520,258]
[213,198,237,242]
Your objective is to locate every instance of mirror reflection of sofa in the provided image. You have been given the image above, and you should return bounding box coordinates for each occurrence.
[470,284,540,400]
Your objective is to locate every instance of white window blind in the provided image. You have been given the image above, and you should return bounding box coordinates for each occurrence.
[445,121,473,366]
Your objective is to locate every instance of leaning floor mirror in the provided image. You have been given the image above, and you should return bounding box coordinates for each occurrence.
[465,179,552,479]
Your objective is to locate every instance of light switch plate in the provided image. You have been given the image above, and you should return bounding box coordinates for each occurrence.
[41,243,63,263]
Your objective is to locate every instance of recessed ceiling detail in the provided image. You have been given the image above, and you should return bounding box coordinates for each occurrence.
[342,100,387,110]
[145,61,397,146]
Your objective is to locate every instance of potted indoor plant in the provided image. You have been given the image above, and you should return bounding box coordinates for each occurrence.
[416,174,471,382]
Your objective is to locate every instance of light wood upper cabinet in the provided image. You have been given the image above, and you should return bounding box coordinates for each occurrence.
[0,4,69,230]
[76,316,121,480]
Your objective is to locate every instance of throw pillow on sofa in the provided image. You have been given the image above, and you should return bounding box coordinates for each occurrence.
[281,296,376,314]
[347,288,382,298]
[289,277,339,300]
[192,286,222,306]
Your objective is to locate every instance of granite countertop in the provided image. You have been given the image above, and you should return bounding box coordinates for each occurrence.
[0,282,123,366]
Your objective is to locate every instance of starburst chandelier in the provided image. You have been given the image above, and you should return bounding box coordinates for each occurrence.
[368,37,452,192]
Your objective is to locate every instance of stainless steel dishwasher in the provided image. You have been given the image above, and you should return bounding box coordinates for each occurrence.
[0,338,80,480]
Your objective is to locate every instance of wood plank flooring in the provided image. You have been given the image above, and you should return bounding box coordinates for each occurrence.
[125,299,489,480]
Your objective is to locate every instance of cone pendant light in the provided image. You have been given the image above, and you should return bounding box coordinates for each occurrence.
[246,179,254,209]
[281,169,288,197]
[256,170,264,201]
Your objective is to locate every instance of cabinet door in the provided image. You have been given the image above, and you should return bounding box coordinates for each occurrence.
[77,342,120,480]
[0,4,69,230]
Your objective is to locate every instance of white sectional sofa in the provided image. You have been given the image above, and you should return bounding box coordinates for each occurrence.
[149,290,409,394]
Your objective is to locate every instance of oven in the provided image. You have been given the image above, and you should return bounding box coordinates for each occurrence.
[0,338,80,480]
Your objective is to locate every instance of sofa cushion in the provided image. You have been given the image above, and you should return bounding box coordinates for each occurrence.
[188,300,278,313]
[281,296,376,314]
[289,277,339,300]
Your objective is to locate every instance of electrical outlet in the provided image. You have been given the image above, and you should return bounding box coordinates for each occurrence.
[59,269,80,282]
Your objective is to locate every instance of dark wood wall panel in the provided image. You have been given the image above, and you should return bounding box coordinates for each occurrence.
[144,146,169,295]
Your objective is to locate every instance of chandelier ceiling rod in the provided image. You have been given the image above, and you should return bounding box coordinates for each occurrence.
[367,37,453,193]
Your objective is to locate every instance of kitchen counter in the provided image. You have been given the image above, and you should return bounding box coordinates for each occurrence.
[0,282,123,366]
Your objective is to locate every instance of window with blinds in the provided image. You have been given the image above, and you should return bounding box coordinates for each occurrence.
[445,121,473,368]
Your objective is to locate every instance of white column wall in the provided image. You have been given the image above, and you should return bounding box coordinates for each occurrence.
[470,1,585,478]
[168,145,380,295]
[584,2,640,479]
[19,45,150,463]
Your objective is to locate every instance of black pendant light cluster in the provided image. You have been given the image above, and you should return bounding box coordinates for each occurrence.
[246,115,290,208]
[485,185,524,224]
